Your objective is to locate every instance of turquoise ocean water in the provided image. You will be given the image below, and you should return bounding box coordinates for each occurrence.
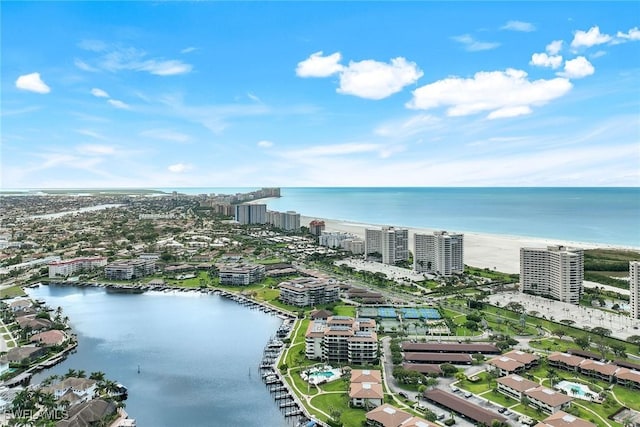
[159,187,640,247]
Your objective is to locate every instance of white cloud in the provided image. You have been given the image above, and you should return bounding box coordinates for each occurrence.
[78,39,108,52]
[247,92,261,103]
[136,59,192,76]
[168,163,192,173]
[285,142,383,158]
[107,99,131,109]
[557,56,595,79]
[501,20,536,32]
[77,144,116,155]
[452,34,500,51]
[616,27,640,41]
[546,40,563,55]
[181,46,198,54]
[571,26,612,49]
[257,140,273,148]
[374,114,442,138]
[140,129,191,143]
[337,57,423,100]
[407,68,572,119]
[15,72,51,94]
[296,51,344,77]
[91,88,110,98]
[80,45,192,76]
[75,129,107,140]
[530,53,563,69]
[74,59,98,72]
[590,50,607,59]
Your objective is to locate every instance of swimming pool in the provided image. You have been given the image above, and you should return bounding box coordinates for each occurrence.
[301,366,342,385]
[555,380,596,401]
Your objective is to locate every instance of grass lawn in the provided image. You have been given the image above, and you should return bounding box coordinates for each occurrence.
[510,404,544,421]
[480,389,518,409]
[310,393,367,427]
[572,403,623,427]
[318,378,349,392]
[0,286,27,299]
[333,305,357,317]
[612,385,640,410]
[456,373,493,394]
[288,368,319,396]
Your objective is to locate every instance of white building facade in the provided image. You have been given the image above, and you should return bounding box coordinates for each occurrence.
[413,231,464,276]
[630,261,640,319]
[234,204,267,225]
[520,246,584,305]
[365,227,408,265]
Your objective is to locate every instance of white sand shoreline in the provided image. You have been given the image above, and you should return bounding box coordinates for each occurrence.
[300,215,639,274]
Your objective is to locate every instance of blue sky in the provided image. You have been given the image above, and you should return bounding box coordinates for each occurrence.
[2,1,639,188]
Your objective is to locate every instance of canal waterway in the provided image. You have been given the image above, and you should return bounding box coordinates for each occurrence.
[26,284,288,426]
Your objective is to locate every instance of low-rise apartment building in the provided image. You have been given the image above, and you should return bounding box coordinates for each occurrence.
[349,369,383,408]
[104,258,155,280]
[305,316,378,364]
[218,263,265,285]
[278,277,340,307]
[49,256,108,278]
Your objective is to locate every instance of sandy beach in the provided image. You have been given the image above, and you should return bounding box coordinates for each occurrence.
[301,215,638,274]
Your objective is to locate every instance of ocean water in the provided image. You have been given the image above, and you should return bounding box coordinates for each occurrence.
[27,285,289,427]
[158,187,640,247]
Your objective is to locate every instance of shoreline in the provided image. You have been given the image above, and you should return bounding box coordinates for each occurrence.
[300,215,639,274]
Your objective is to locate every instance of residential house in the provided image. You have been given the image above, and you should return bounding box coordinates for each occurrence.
[614,368,640,390]
[525,386,573,414]
[6,346,46,364]
[30,330,68,347]
[496,374,540,401]
[579,360,618,383]
[534,411,597,427]
[365,404,412,427]
[42,377,97,406]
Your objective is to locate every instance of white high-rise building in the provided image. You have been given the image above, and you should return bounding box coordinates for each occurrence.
[365,228,382,256]
[413,231,464,276]
[234,204,266,224]
[520,246,584,305]
[630,261,640,319]
[366,227,408,265]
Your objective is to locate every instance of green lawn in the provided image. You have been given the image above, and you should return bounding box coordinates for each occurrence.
[318,378,349,392]
[456,373,493,394]
[310,393,367,427]
[482,389,519,409]
[0,286,27,299]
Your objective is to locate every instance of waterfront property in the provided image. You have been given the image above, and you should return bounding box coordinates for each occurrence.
[413,231,464,276]
[278,277,340,307]
[630,261,640,319]
[48,256,107,278]
[520,245,584,305]
[217,263,265,285]
[365,227,409,265]
[104,258,156,281]
[305,316,378,364]
[41,377,97,406]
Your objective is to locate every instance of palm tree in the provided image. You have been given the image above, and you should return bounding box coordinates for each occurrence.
[76,370,87,378]
[64,369,78,378]
[89,371,106,382]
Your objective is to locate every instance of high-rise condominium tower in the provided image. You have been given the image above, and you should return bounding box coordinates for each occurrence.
[520,245,584,305]
[413,231,464,276]
[630,261,640,319]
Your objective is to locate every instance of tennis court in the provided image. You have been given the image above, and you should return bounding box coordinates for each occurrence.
[358,307,379,318]
[378,307,398,318]
[419,308,441,319]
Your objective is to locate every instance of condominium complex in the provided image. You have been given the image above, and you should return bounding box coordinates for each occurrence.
[104,258,156,281]
[630,261,640,319]
[218,263,265,285]
[520,246,584,305]
[308,220,326,236]
[266,210,300,231]
[278,277,340,307]
[305,316,378,364]
[48,256,107,278]
[365,227,409,265]
[234,204,267,225]
[414,231,464,276]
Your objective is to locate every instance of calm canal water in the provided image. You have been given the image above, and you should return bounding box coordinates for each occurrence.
[26,285,288,427]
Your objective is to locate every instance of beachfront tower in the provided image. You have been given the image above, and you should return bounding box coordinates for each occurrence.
[414,231,464,276]
[234,204,267,224]
[630,261,640,319]
[365,227,408,265]
[520,246,584,305]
